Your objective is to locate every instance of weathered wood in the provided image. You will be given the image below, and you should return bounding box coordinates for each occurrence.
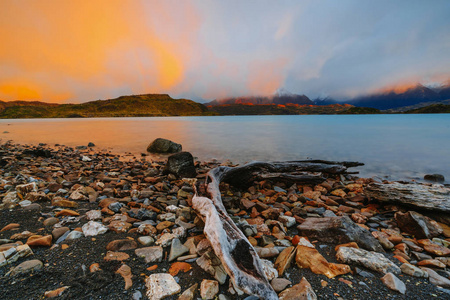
[190,160,362,299]
[366,182,450,213]
[218,160,354,188]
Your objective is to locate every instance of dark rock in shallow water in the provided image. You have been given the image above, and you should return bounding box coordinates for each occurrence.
[163,152,197,178]
[395,211,443,239]
[88,142,95,147]
[297,216,383,252]
[424,174,445,182]
[22,148,52,158]
[147,138,182,154]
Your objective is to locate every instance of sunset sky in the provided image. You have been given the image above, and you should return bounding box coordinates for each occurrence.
[1,0,449,103]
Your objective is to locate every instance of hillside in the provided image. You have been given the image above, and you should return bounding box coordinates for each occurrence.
[0,94,216,118]
[404,103,450,114]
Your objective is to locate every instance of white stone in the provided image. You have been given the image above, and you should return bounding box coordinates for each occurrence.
[86,210,102,220]
[261,259,278,281]
[82,221,108,237]
[66,231,84,241]
[145,273,181,300]
[336,247,401,274]
[137,236,154,246]
[200,279,219,300]
[279,215,296,228]
[81,155,92,162]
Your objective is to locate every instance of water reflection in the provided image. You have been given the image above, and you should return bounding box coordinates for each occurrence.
[1,114,449,182]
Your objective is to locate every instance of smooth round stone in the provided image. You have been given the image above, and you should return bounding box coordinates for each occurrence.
[43,217,59,227]
[24,203,41,211]
[8,259,43,276]
[52,227,69,240]
[138,236,155,246]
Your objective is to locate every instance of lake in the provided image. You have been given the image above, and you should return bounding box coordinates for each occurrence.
[1,114,449,183]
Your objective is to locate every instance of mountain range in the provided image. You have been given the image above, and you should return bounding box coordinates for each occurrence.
[1,83,450,118]
[209,84,450,111]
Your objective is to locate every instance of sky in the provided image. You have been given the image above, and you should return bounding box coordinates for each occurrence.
[1,0,450,103]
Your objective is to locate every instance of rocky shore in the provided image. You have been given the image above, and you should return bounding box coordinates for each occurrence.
[0,141,449,299]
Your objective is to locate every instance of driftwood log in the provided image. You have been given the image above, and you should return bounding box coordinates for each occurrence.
[366,182,450,213]
[190,160,361,299]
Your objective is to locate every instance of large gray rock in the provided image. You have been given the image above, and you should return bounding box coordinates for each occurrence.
[395,211,443,239]
[336,247,401,274]
[163,152,197,178]
[297,216,383,252]
[147,138,182,154]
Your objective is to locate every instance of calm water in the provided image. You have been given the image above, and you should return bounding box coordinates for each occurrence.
[1,114,449,182]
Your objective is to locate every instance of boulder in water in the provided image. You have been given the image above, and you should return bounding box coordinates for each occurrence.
[163,152,197,178]
[147,138,182,154]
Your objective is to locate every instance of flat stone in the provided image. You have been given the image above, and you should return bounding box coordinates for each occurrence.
[279,277,317,300]
[26,235,52,247]
[65,230,84,241]
[200,279,219,300]
[178,283,198,300]
[336,247,401,274]
[52,227,69,240]
[297,216,383,252]
[169,238,189,262]
[296,245,350,278]
[104,251,129,261]
[400,263,428,278]
[85,210,102,220]
[381,273,406,294]
[420,267,450,288]
[7,259,43,276]
[196,250,227,284]
[116,264,133,290]
[271,278,291,292]
[255,247,279,258]
[106,239,138,251]
[138,236,155,246]
[0,223,20,232]
[43,217,59,227]
[82,221,108,236]
[135,246,163,263]
[274,246,296,276]
[145,273,181,300]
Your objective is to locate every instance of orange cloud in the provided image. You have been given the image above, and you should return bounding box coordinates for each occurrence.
[0,1,188,102]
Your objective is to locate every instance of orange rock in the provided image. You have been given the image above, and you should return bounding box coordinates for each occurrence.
[331,189,346,198]
[90,263,101,272]
[0,223,20,232]
[53,199,79,208]
[423,244,450,256]
[115,264,133,290]
[394,243,409,255]
[104,251,129,261]
[146,265,158,271]
[295,245,350,278]
[417,259,446,268]
[27,235,52,247]
[101,207,115,215]
[61,244,69,250]
[338,278,353,286]
[168,262,192,276]
[291,235,300,246]
[274,246,296,276]
[393,255,409,264]
[55,209,80,217]
[44,286,69,298]
[335,242,359,252]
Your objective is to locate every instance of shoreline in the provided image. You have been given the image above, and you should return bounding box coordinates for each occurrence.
[0,142,449,299]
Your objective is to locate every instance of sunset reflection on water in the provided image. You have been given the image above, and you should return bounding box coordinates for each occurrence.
[0,115,449,183]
